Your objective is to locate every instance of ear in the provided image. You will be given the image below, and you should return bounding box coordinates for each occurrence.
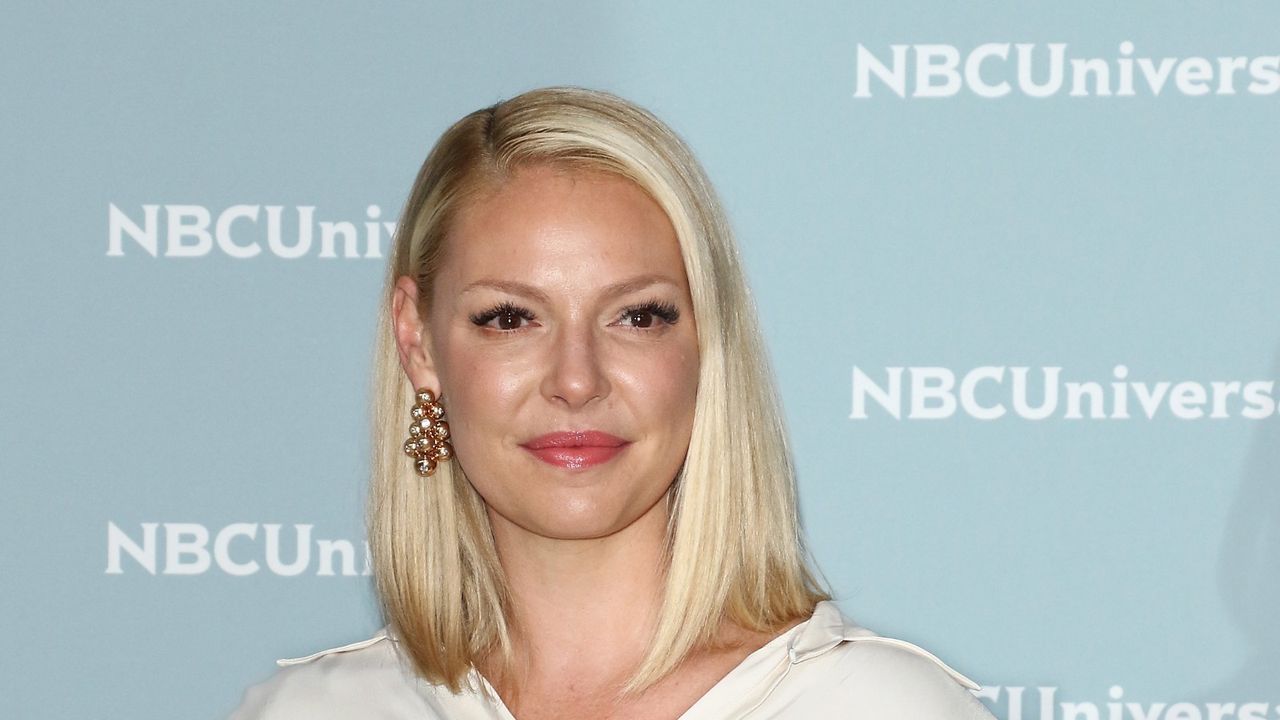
[391,275,440,393]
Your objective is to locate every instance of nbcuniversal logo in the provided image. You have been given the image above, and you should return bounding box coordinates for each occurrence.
[851,366,1280,421]
[105,522,371,576]
[976,685,1279,720]
[854,42,1280,98]
[106,204,397,259]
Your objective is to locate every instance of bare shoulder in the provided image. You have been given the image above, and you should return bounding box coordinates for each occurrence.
[226,632,433,720]
[820,636,996,718]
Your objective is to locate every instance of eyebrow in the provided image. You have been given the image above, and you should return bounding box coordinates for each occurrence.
[459,274,683,303]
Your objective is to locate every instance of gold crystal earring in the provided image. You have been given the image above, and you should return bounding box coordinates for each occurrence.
[403,388,453,477]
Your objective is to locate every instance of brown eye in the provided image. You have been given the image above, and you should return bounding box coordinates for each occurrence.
[497,309,524,330]
[627,309,654,328]
[469,302,537,331]
[616,301,679,330]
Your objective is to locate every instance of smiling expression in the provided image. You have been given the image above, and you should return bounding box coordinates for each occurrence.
[416,165,701,542]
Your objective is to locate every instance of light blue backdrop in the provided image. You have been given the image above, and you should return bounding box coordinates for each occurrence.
[3,2,1277,718]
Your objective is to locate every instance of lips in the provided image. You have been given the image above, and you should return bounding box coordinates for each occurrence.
[520,431,630,469]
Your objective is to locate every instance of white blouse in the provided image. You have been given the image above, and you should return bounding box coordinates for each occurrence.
[229,601,996,719]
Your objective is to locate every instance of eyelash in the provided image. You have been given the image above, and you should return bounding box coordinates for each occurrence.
[469,301,537,330]
[468,299,680,331]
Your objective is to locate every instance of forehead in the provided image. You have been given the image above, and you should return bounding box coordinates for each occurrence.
[439,165,689,294]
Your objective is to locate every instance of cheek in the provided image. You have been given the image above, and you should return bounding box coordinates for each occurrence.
[432,336,530,448]
[670,348,701,409]
[619,340,701,424]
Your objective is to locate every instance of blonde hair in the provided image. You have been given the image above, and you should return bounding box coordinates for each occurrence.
[368,86,828,695]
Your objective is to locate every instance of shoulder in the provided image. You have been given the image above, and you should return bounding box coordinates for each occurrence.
[227,630,434,720]
[777,602,996,718]
[821,637,995,717]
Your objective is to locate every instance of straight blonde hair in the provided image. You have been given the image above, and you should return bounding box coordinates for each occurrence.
[368,86,829,695]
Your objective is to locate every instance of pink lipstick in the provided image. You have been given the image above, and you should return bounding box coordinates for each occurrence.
[520,431,630,470]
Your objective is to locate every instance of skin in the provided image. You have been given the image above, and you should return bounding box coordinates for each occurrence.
[392,165,779,719]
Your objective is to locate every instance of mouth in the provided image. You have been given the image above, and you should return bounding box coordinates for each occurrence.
[520,431,631,470]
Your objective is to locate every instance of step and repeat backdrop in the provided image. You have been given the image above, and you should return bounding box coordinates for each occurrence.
[3,2,1277,719]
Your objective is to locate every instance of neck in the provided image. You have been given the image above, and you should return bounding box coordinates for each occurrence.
[484,493,671,688]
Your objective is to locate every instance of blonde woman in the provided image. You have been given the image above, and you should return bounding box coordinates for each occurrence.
[231,87,995,719]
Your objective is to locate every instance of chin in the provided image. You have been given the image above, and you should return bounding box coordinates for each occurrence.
[525,503,636,541]
[509,488,669,541]
[473,467,673,542]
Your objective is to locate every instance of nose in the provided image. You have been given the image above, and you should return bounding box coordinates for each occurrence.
[541,322,610,409]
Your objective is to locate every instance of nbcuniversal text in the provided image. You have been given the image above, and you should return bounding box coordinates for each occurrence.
[977,686,1280,720]
[107,204,395,259]
[105,522,370,576]
[854,41,1280,98]
[852,366,1280,420]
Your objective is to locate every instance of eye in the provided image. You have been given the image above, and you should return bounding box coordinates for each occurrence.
[470,302,537,331]
[616,300,680,329]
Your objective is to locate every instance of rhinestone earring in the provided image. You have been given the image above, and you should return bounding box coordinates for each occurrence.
[403,388,453,477]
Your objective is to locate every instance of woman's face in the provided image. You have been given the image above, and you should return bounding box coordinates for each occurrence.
[405,165,700,542]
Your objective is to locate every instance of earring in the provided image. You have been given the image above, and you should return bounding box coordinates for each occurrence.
[403,388,453,477]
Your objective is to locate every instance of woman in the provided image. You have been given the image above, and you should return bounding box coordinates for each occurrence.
[231,87,995,719]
